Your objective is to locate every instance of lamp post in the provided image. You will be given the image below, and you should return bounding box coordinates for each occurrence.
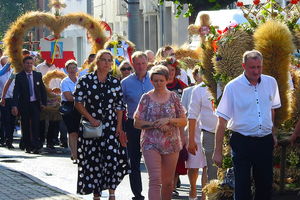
[127,0,140,49]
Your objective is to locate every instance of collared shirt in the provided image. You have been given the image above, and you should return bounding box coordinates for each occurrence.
[25,72,37,102]
[188,82,218,133]
[121,72,154,119]
[216,73,281,137]
[0,67,14,98]
[181,85,201,143]
[36,61,63,89]
[60,76,77,102]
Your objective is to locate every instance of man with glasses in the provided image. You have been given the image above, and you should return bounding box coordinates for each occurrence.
[121,51,153,200]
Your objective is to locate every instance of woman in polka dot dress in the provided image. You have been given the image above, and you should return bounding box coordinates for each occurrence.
[74,50,130,200]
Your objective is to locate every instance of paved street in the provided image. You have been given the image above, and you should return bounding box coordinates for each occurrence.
[0,133,204,200]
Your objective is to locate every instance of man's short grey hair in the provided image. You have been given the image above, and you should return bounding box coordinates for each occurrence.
[131,51,148,63]
[243,50,263,63]
[145,50,154,55]
[149,65,169,80]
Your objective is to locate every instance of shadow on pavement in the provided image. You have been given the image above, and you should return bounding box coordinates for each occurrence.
[0,165,80,199]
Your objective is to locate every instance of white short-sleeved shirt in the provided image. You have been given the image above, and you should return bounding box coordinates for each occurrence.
[0,67,14,98]
[181,86,201,142]
[216,73,281,137]
[188,82,218,133]
[60,77,77,102]
[36,61,63,89]
[79,68,88,77]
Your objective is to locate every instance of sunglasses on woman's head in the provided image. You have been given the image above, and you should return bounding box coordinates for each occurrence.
[120,67,132,71]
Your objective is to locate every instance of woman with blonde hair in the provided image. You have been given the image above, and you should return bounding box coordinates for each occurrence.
[74,50,130,200]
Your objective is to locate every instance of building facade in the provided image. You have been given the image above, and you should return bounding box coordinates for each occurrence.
[93,0,189,52]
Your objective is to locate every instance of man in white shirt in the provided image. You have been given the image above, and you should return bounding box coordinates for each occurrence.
[36,60,62,89]
[213,50,281,200]
[0,60,15,148]
[36,60,66,148]
[188,82,218,181]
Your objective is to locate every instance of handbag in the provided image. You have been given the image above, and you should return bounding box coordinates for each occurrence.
[178,145,189,161]
[82,120,104,138]
[59,102,73,115]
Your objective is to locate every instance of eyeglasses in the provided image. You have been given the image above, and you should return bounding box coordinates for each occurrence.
[120,67,132,71]
[99,58,113,63]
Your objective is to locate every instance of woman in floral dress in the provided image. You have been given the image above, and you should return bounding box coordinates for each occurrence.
[158,58,188,196]
[134,65,187,200]
[74,50,130,200]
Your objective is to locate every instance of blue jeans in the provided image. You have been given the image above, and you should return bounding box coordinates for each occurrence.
[125,119,145,200]
[230,132,274,200]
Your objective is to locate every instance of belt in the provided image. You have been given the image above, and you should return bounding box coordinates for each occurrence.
[232,131,272,140]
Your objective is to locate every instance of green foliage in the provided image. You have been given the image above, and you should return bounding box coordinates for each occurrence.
[287,149,300,168]
[0,0,36,41]
[159,0,236,18]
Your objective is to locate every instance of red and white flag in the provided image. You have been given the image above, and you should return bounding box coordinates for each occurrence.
[40,37,76,68]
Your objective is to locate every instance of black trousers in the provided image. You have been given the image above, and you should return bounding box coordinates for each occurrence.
[125,118,144,200]
[20,101,41,150]
[230,132,274,200]
[40,120,60,146]
[0,98,16,145]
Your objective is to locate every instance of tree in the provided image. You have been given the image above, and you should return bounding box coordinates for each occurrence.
[159,0,236,19]
[0,0,36,41]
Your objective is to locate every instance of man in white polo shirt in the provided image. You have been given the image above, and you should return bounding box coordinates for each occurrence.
[213,50,281,200]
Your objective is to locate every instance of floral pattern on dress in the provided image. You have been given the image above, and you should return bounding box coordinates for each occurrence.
[134,92,186,154]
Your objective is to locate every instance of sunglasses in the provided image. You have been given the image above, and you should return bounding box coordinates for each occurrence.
[120,67,132,71]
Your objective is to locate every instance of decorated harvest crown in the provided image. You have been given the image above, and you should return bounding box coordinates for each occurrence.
[3,0,108,72]
[48,0,66,16]
[236,0,300,30]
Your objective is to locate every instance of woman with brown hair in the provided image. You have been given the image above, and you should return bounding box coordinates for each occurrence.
[119,60,133,80]
[157,57,188,196]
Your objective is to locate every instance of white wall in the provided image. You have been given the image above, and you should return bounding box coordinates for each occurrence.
[94,0,128,37]
[52,0,92,66]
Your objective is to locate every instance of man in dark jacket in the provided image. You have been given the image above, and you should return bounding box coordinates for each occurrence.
[12,56,47,153]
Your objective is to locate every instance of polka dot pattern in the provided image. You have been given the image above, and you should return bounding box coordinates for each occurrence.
[73,72,130,195]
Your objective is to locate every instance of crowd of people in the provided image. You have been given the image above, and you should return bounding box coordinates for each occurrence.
[0,44,299,200]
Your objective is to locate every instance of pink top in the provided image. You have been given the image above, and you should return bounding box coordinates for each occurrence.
[134,92,186,154]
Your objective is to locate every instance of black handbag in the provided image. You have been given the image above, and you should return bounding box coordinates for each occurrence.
[59,102,73,115]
